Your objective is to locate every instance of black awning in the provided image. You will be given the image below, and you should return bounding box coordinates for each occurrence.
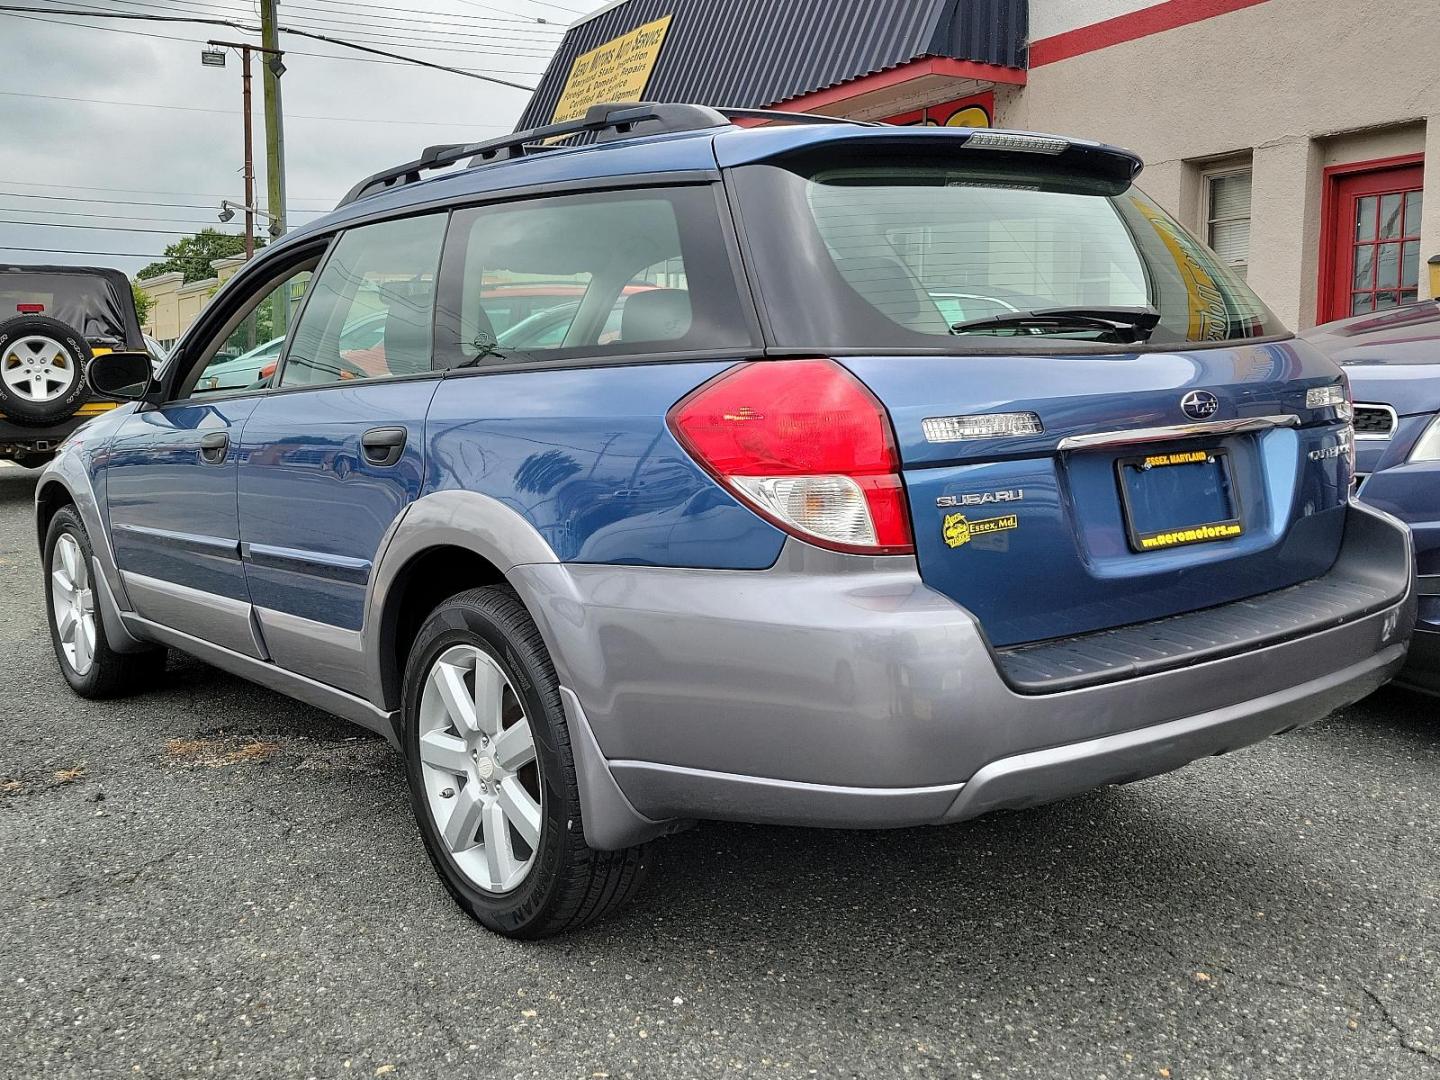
[516,0,1026,131]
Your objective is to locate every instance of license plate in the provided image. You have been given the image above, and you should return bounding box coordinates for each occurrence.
[1116,447,1243,552]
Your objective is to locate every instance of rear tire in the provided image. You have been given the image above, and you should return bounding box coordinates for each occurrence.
[44,506,166,697]
[401,585,650,938]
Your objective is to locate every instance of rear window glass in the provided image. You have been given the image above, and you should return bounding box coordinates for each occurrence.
[733,159,1285,350]
[435,186,753,368]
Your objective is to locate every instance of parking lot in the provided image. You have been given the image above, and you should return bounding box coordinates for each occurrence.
[0,463,1435,1078]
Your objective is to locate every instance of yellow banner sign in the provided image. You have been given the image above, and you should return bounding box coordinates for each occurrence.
[552,16,673,125]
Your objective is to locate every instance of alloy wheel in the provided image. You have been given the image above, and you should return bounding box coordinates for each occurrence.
[2,335,76,402]
[50,533,96,676]
[417,643,543,894]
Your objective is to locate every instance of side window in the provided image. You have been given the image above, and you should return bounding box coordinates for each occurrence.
[279,214,446,388]
[439,186,752,367]
[187,266,314,397]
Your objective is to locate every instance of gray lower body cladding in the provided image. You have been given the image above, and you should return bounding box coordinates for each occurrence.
[513,501,1415,844]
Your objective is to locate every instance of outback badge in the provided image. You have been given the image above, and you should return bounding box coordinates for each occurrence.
[943,512,1019,549]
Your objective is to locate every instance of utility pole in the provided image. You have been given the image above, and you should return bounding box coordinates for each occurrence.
[241,43,254,259]
[206,37,279,349]
[259,0,287,242]
[205,40,265,259]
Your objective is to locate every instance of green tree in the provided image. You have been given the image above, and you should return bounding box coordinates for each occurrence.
[136,228,263,284]
[130,279,152,326]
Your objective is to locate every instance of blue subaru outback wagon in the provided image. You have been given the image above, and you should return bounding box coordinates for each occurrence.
[37,104,1416,937]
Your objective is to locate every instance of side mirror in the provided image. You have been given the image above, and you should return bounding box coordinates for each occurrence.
[87,350,155,401]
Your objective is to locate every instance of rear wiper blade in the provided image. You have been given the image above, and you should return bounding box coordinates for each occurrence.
[454,335,511,369]
[950,305,1161,342]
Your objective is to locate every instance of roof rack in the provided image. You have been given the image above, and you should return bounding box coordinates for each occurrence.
[337,101,882,207]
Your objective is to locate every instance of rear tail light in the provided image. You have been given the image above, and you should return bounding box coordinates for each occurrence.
[667,358,913,554]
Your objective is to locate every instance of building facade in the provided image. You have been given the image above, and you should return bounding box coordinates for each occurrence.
[520,0,1439,330]
[139,255,248,348]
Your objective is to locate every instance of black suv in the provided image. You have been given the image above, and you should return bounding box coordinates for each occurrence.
[0,264,147,467]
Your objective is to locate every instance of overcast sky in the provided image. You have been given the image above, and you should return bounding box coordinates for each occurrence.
[0,0,610,276]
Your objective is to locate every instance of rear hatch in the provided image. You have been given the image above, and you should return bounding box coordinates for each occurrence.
[727,128,1354,646]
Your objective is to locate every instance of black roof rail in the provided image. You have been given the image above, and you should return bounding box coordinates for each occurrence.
[338,102,729,207]
[337,101,887,208]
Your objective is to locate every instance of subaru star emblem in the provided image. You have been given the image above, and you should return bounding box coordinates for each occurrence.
[1180,390,1220,420]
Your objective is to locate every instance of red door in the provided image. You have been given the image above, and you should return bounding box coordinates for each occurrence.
[1320,157,1424,324]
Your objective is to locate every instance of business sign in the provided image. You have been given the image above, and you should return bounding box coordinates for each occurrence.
[551,16,673,124]
[884,92,994,129]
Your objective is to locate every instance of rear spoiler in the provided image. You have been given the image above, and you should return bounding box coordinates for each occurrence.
[714,126,1145,194]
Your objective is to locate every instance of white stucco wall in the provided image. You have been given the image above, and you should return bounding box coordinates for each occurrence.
[1002,0,1440,328]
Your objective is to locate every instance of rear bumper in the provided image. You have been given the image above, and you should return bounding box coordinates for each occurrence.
[512,501,1415,848]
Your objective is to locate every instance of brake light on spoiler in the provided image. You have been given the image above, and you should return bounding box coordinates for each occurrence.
[667,358,914,555]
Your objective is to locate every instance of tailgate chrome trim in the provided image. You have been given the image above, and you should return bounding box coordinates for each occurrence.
[1057,413,1300,451]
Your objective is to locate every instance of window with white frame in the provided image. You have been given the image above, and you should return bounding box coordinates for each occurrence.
[1205,168,1253,280]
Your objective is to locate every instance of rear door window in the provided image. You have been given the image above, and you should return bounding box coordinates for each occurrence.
[435,186,753,368]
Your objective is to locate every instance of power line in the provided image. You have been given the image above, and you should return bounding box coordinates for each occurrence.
[0,206,272,226]
[276,24,536,88]
[270,23,559,57]
[1,245,190,258]
[4,11,546,74]
[294,0,561,28]
[456,0,586,20]
[67,0,564,47]
[0,88,515,130]
[0,4,540,87]
[269,15,562,54]
[0,191,328,212]
[269,27,555,58]
[95,0,562,30]
[0,218,263,237]
[0,177,333,203]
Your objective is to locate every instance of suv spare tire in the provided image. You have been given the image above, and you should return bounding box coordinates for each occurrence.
[0,314,91,425]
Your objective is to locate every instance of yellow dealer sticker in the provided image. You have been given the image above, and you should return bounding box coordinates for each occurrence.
[1138,522,1244,550]
[943,512,1018,549]
[551,16,673,125]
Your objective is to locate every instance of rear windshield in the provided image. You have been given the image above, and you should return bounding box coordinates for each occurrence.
[732,159,1285,351]
[0,271,134,345]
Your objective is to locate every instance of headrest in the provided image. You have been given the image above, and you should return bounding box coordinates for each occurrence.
[382,305,432,376]
[833,256,950,334]
[620,289,692,344]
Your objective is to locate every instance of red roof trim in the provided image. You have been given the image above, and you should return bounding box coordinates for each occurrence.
[767,56,1025,115]
[1029,0,1272,67]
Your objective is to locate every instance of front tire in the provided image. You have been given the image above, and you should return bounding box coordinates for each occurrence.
[44,506,166,697]
[402,586,650,938]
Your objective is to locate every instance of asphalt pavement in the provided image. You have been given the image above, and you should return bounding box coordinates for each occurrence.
[0,462,1436,1079]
